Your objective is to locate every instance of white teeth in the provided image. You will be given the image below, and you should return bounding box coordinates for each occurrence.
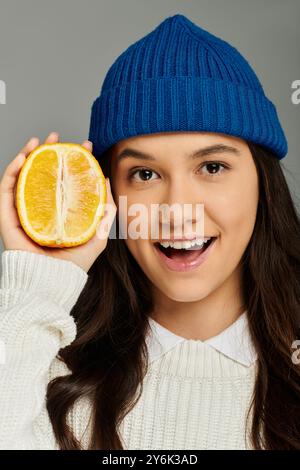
[158,237,211,250]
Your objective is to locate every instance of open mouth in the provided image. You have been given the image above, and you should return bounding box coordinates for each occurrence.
[154,237,216,260]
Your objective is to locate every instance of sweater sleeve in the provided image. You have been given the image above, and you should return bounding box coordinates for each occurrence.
[0,250,89,449]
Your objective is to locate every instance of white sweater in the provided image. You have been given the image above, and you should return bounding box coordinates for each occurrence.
[0,250,258,450]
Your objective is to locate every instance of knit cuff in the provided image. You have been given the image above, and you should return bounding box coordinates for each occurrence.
[89,76,288,160]
[0,250,88,312]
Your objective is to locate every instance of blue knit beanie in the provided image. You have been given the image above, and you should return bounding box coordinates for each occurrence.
[88,13,288,160]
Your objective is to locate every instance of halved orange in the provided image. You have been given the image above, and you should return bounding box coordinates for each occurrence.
[16,143,107,247]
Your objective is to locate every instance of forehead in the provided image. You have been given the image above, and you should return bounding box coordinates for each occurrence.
[110,132,249,169]
[112,131,247,155]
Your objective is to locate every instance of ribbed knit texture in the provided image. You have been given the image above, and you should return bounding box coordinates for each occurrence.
[88,13,288,160]
[0,250,257,450]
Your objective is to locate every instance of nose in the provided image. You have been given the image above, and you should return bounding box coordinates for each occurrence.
[157,175,205,235]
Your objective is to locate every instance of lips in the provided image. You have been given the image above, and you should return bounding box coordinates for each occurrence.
[155,237,214,254]
[159,235,214,242]
[155,235,216,242]
[153,236,217,272]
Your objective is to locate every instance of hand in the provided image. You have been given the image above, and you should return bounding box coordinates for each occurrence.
[0,132,117,273]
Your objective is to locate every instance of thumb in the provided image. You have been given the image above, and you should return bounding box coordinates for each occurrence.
[0,153,26,221]
[2,152,26,194]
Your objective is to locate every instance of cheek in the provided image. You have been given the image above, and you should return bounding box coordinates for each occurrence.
[116,194,157,239]
[125,239,157,285]
[210,178,258,256]
[215,192,257,228]
[209,165,258,224]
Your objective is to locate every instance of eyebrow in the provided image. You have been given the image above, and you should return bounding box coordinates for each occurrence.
[117,143,242,161]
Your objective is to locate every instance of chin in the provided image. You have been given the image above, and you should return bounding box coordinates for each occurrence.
[154,280,214,303]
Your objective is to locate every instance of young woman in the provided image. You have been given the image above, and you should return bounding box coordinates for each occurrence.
[0,14,300,450]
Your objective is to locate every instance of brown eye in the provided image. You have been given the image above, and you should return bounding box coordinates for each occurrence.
[200,162,228,176]
[128,168,159,182]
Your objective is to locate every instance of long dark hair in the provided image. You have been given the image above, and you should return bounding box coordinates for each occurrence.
[46,141,300,450]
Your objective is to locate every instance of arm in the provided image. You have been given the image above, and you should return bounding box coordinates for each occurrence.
[0,250,88,449]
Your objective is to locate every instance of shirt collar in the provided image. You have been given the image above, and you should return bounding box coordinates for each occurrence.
[145,310,258,367]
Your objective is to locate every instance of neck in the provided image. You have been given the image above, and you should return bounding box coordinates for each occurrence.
[150,266,245,341]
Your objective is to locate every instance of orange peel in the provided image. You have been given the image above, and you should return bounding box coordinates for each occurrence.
[16,142,107,247]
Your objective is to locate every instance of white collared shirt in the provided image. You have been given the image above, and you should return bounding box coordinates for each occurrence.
[146,310,258,367]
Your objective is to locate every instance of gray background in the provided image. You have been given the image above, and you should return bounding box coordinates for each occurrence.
[0,0,299,254]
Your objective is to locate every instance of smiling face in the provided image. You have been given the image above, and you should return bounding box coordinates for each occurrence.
[109,131,259,307]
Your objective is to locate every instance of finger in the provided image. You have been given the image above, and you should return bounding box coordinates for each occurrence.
[0,152,27,194]
[0,137,41,225]
[81,140,93,152]
[19,136,40,157]
[44,131,59,144]
[0,153,27,231]
[0,136,40,193]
